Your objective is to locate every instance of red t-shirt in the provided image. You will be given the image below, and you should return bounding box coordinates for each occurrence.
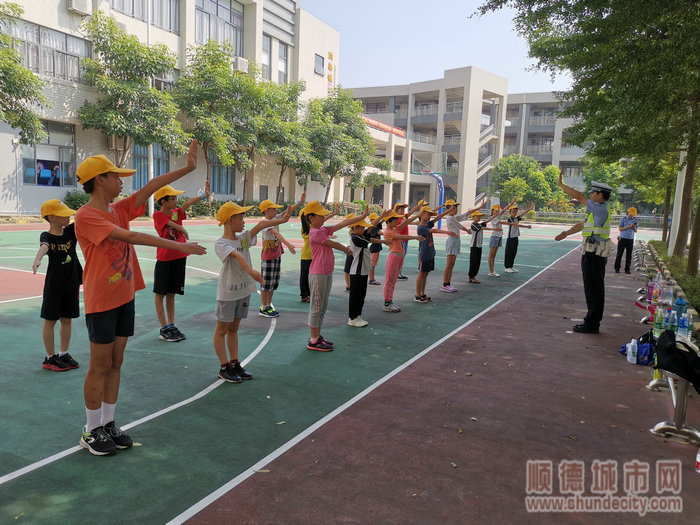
[397,215,409,235]
[153,207,188,261]
[75,195,146,314]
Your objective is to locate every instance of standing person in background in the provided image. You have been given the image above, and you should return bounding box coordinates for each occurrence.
[152,180,211,342]
[414,205,458,302]
[555,175,614,334]
[614,207,638,274]
[441,198,485,292]
[382,210,424,313]
[368,212,384,286]
[486,198,517,277]
[503,202,535,273]
[394,201,422,280]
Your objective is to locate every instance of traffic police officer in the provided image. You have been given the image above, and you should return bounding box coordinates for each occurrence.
[555,174,614,333]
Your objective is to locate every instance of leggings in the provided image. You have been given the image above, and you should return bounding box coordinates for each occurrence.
[299,258,311,297]
[384,252,404,302]
[308,274,332,328]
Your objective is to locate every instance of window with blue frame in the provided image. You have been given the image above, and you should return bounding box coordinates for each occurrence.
[211,156,235,195]
[132,143,170,189]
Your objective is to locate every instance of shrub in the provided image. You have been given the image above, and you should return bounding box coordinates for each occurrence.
[64,189,90,210]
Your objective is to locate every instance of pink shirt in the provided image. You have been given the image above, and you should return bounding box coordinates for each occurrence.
[309,226,335,275]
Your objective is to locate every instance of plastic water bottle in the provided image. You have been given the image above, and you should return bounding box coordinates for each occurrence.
[664,308,672,330]
[646,280,655,302]
[679,313,689,338]
[664,284,675,306]
[669,310,678,333]
[627,339,638,364]
[687,313,694,340]
[696,448,700,473]
[653,308,665,338]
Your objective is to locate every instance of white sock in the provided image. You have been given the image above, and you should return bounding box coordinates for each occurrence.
[59,351,68,357]
[101,402,116,426]
[85,408,101,432]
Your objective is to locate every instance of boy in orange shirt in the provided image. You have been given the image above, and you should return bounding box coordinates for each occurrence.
[74,140,206,456]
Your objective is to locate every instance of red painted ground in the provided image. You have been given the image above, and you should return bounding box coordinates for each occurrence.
[187,250,700,524]
[0,269,45,301]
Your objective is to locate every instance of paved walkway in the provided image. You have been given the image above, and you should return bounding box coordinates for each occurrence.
[186,247,700,524]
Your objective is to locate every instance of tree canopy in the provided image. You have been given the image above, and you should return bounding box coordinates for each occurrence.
[0,1,47,144]
[79,10,188,167]
[489,154,566,209]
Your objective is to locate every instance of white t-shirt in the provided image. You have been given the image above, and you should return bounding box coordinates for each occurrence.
[491,216,503,238]
[215,230,258,301]
[445,213,469,235]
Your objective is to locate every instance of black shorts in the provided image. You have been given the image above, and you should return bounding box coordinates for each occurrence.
[41,287,80,320]
[85,300,135,344]
[418,258,435,273]
[153,258,187,296]
[344,253,353,274]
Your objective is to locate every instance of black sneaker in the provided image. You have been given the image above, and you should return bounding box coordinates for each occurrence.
[171,326,186,341]
[104,421,133,449]
[230,360,253,380]
[397,273,408,280]
[158,326,180,342]
[58,353,79,369]
[307,339,333,352]
[573,323,599,334]
[80,426,116,456]
[43,354,69,371]
[218,364,243,383]
[318,335,334,348]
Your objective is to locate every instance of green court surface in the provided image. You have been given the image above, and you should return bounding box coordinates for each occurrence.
[0,221,656,523]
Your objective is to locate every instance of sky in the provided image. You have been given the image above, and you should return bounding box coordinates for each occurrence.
[298,0,572,94]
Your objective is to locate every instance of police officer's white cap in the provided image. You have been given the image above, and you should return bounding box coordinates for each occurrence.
[590,181,614,193]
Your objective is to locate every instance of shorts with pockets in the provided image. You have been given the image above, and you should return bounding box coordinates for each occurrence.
[215,296,250,323]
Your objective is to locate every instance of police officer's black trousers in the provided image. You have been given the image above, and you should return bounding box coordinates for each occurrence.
[581,251,607,328]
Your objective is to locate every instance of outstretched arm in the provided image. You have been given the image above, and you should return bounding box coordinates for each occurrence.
[229,250,264,286]
[181,179,211,214]
[557,171,587,205]
[330,208,370,232]
[555,221,584,241]
[32,243,49,274]
[134,140,199,209]
[108,226,207,255]
[270,229,296,254]
[250,206,294,237]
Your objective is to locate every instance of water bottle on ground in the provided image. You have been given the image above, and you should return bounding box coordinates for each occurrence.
[669,310,678,333]
[653,308,665,338]
[646,280,655,302]
[627,339,638,364]
[679,313,689,338]
[687,313,694,340]
[664,308,672,330]
[664,283,675,306]
[696,449,700,473]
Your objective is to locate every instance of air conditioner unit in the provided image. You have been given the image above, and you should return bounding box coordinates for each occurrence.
[233,56,248,74]
[67,0,92,16]
[106,134,119,150]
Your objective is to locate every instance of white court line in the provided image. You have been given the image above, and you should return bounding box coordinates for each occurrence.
[0,256,34,259]
[0,295,43,305]
[166,247,578,524]
[0,265,43,275]
[0,318,277,487]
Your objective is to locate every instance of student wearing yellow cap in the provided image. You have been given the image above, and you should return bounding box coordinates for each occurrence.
[614,207,638,274]
[503,202,534,273]
[74,141,207,456]
[32,199,83,372]
[415,205,458,302]
[257,198,300,318]
[213,201,293,381]
[467,210,499,283]
[152,180,211,342]
[441,198,485,292]
[486,198,517,277]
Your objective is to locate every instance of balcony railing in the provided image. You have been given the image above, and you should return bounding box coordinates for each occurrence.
[447,164,460,176]
[503,145,518,155]
[407,131,437,144]
[363,107,388,115]
[393,160,405,172]
[411,104,439,117]
[529,116,556,126]
[445,101,463,113]
[480,124,495,140]
[526,144,554,155]
[443,134,462,146]
[395,108,408,119]
[477,155,492,171]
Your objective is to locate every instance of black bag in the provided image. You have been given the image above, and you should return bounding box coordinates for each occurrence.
[655,330,700,394]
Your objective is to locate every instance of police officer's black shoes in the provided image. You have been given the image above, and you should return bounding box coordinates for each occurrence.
[573,323,599,334]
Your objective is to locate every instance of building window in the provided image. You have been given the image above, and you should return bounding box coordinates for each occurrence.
[259,185,268,201]
[262,34,271,81]
[314,53,324,76]
[132,143,170,189]
[195,0,244,55]
[2,19,91,82]
[152,0,180,34]
[110,0,146,21]
[278,42,288,84]
[22,121,76,187]
[210,156,235,194]
[154,69,178,91]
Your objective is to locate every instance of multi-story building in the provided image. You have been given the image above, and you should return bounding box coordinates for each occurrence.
[351,67,508,208]
[0,0,339,215]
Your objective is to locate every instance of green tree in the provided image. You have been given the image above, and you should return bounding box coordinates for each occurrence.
[500,176,529,204]
[356,159,395,204]
[476,0,700,270]
[172,40,240,188]
[580,159,626,211]
[306,87,379,203]
[79,11,188,167]
[0,1,47,144]
[490,154,559,208]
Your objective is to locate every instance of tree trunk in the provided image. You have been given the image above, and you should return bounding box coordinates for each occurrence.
[662,183,671,243]
[323,182,332,204]
[241,170,248,204]
[672,137,697,256]
[276,163,287,202]
[684,151,699,275]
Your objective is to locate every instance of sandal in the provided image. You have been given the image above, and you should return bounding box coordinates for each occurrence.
[469,278,480,284]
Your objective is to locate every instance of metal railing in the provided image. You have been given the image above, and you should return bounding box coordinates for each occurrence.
[395,108,408,119]
[526,144,554,155]
[480,124,495,140]
[445,101,463,113]
[407,131,437,144]
[393,160,405,172]
[411,104,439,117]
[477,155,492,171]
[529,116,556,126]
[503,145,519,155]
[443,134,462,146]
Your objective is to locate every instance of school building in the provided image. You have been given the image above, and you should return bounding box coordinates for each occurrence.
[0,0,339,215]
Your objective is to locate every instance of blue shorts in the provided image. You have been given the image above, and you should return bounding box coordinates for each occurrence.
[489,236,503,248]
[418,258,435,273]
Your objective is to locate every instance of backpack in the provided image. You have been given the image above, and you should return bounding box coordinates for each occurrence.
[655,330,700,394]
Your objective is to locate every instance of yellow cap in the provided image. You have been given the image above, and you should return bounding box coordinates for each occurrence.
[444,199,459,206]
[393,202,408,210]
[384,210,402,221]
[76,154,136,184]
[368,212,379,221]
[301,201,331,216]
[419,206,437,215]
[628,207,637,216]
[259,199,283,213]
[508,205,519,210]
[216,201,254,226]
[471,211,485,219]
[153,185,185,202]
[350,217,372,228]
[41,199,76,219]
[491,204,501,210]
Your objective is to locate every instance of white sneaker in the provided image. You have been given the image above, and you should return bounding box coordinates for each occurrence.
[511,268,519,273]
[383,302,401,313]
[488,272,500,277]
[504,268,515,273]
[348,317,369,327]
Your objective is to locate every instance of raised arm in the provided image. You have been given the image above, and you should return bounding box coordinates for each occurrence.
[555,221,584,241]
[249,206,294,237]
[557,170,587,205]
[181,179,210,214]
[519,202,535,217]
[270,229,296,254]
[330,208,370,232]
[133,140,199,209]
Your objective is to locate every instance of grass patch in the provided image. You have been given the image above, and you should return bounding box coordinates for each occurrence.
[650,240,700,310]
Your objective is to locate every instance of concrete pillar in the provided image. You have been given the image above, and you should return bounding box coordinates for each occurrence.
[668,150,687,254]
[383,182,393,208]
